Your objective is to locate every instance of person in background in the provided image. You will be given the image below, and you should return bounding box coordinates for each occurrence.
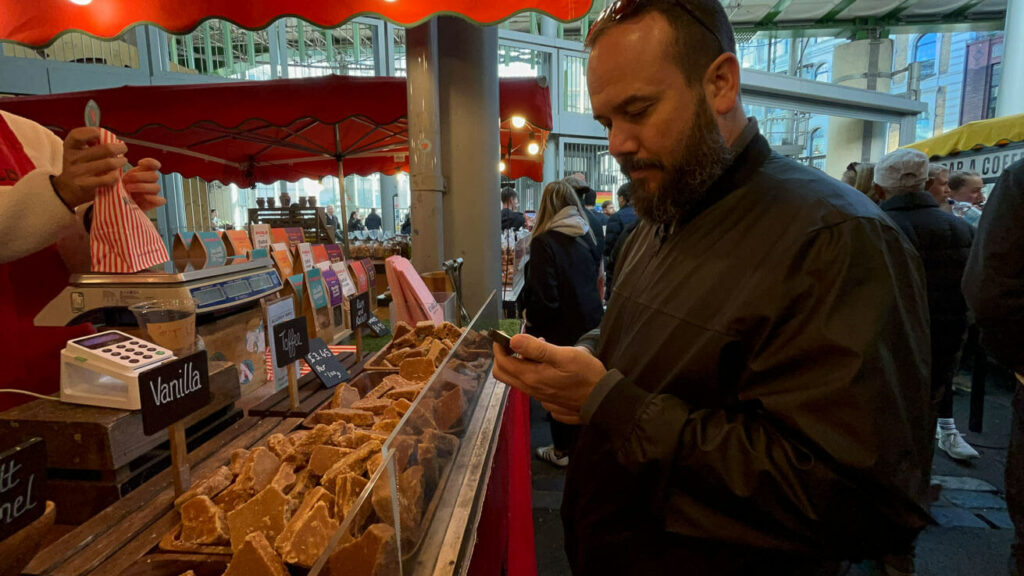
[500,187,526,231]
[400,212,411,235]
[348,210,364,232]
[875,148,979,462]
[324,204,340,229]
[0,111,164,411]
[848,162,879,203]
[603,182,637,301]
[563,175,605,259]
[364,207,382,231]
[950,170,985,206]
[602,200,615,216]
[841,161,859,187]
[492,1,932,573]
[210,208,223,230]
[586,190,608,226]
[926,163,953,213]
[962,158,1024,576]
[571,171,587,184]
[522,180,604,468]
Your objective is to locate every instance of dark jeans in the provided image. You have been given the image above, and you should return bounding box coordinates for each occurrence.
[1009,383,1024,574]
[934,346,959,419]
[550,417,579,456]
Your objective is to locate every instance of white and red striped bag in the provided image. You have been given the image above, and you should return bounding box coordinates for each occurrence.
[89,129,168,273]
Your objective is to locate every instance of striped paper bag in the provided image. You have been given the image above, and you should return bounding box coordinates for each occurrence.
[90,129,169,273]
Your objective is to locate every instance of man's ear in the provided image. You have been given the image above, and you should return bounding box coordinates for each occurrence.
[704,53,741,116]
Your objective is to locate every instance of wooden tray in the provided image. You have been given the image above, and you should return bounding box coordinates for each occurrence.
[118,553,228,576]
[363,341,403,372]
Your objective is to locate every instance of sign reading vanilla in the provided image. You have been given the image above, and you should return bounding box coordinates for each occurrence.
[139,351,211,436]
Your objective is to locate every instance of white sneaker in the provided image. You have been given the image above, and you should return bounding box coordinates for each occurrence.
[938,430,981,460]
[535,444,569,467]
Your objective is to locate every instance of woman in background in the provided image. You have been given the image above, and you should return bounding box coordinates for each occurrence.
[523,180,604,467]
[348,210,364,232]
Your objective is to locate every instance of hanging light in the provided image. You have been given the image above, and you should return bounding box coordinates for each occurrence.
[526,134,540,156]
[510,116,526,129]
[499,161,507,173]
[69,0,92,4]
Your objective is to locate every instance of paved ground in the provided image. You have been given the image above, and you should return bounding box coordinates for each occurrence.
[529,368,1019,576]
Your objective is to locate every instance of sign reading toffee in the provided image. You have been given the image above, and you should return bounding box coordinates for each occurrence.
[139,351,211,436]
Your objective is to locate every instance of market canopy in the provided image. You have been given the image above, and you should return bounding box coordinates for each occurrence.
[0,75,552,185]
[0,0,592,47]
[905,113,1024,158]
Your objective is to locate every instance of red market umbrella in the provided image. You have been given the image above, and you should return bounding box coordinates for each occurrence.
[0,75,550,185]
[0,0,592,47]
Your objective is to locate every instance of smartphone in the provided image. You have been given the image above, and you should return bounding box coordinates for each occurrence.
[488,328,514,355]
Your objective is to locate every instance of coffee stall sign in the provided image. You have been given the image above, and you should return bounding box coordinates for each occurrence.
[139,351,211,436]
[0,437,47,541]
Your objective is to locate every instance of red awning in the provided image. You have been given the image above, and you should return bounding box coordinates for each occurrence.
[0,75,550,184]
[0,0,591,47]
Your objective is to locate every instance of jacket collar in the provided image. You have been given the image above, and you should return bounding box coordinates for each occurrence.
[879,190,940,211]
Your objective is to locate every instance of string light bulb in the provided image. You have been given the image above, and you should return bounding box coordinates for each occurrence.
[510,116,526,129]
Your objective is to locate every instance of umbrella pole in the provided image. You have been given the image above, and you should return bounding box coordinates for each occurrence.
[338,161,351,260]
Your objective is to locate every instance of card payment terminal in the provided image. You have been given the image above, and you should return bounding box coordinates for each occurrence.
[60,330,176,409]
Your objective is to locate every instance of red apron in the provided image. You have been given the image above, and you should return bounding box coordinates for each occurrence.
[0,115,93,411]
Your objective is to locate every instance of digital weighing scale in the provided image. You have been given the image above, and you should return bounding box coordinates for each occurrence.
[35,259,283,327]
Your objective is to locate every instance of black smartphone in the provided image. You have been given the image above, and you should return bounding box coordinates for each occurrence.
[488,328,514,355]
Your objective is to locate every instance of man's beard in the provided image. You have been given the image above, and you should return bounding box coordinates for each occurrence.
[621,97,735,225]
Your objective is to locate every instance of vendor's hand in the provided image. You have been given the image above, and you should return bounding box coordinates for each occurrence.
[52,127,127,208]
[124,158,165,211]
[492,334,607,425]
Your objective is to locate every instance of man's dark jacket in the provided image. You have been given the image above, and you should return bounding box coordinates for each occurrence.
[881,190,973,402]
[567,126,933,575]
[582,209,605,260]
[963,158,1024,371]
[501,207,526,231]
[364,212,382,230]
[523,231,604,346]
[604,204,637,258]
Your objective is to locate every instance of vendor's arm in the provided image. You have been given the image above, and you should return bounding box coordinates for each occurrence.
[496,218,933,551]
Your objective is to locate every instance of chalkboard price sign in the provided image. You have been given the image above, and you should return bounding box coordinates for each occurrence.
[350,291,371,329]
[0,437,47,542]
[273,317,310,368]
[304,338,350,388]
[139,351,211,436]
[367,313,390,337]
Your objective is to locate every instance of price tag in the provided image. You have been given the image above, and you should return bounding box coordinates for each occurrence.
[273,317,310,368]
[349,292,371,329]
[304,338,350,388]
[367,313,390,337]
[0,437,47,541]
[139,351,211,437]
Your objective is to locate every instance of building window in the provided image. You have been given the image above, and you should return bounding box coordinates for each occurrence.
[562,54,591,114]
[814,62,830,83]
[914,34,937,79]
[988,61,1002,118]
[807,128,824,156]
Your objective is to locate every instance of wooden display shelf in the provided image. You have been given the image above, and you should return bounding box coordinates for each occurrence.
[247,351,368,418]
[247,206,335,244]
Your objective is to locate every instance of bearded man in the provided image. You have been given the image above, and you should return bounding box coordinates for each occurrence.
[492,1,934,574]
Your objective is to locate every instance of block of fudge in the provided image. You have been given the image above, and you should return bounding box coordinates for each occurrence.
[384,346,423,367]
[174,466,233,509]
[213,482,250,514]
[392,320,414,340]
[392,398,413,417]
[287,486,335,526]
[371,419,400,435]
[382,374,416,390]
[275,501,338,568]
[351,398,393,415]
[226,486,290,552]
[309,445,353,477]
[417,442,439,491]
[393,436,416,471]
[426,339,447,367]
[316,408,375,427]
[363,379,398,401]
[327,523,399,576]
[265,434,294,460]
[270,461,299,493]
[322,440,382,486]
[383,405,400,420]
[229,449,250,477]
[287,468,317,502]
[408,399,438,432]
[370,479,394,524]
[335,473,369,520]
[414,320,436,336]
[399,357,435,383]
[235,448,281,494]
[180,495,229,545]
[398,466,425,547]
[366,452,384,476]
[434,386,464,431]
[421,429,459,458]
[178,571,196,576]
[437,321,463,342]
[384,385,423,402]
[290,424,334,460]
[331,383,361,409]
[391,331,418,350]
[222,532,288,576]
[351,430,388,445]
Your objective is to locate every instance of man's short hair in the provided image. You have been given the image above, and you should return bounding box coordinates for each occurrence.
[585,0,736,86]
[927,163,948,180]
[602,200,613,209]
[949,170,981,191]
[501,189,518,204]
[616,182,632,204]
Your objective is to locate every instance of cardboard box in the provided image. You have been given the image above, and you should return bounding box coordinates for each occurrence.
[390,292,456,325]
[197,305,267,396]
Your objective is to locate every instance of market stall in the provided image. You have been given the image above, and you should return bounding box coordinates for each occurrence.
[905,112,1024,184]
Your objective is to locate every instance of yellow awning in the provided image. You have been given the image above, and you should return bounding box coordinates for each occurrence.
[904,113,1024,158]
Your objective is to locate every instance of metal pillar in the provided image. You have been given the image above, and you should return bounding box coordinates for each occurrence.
[405,20,446,273]
[437,16,501,317]
[997,0,1024,117]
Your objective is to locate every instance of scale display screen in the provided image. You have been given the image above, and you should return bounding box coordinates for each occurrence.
[194,286,226,307]
[224,280,250,299]
[250,274,273,291]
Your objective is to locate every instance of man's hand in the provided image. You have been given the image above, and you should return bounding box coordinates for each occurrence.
[52,127,127,208]
[492,334,608,425]
[124,158,165,211]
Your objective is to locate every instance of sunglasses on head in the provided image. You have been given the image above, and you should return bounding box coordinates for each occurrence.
[587,0,725,51]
